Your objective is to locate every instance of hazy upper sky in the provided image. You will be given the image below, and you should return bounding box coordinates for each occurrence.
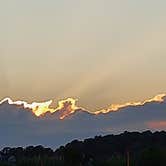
[0,0,166,111]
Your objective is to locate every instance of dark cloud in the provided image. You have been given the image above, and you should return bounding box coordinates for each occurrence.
[0,96,166,149]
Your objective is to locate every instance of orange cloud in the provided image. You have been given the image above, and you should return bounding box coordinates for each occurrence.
[147,121,166,129]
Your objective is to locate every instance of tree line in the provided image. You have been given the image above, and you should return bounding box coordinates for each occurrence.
[1,131,166,166]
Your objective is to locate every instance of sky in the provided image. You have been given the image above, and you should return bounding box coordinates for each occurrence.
[0,0,166,112]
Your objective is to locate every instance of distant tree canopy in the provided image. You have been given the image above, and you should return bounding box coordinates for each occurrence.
[1,131,166,166]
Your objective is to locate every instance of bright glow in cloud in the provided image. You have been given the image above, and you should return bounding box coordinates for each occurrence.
[95,93,166,114]
[0,97,79,119]
[0,93,165,119]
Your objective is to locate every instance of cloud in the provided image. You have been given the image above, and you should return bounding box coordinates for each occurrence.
[0,93,166,148]
[0,93,165,119]
[0,97,81,119]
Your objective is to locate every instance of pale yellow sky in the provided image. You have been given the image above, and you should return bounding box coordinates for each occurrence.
[0,0,166,111]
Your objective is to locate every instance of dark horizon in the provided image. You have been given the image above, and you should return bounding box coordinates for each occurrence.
[1,130,166,166]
